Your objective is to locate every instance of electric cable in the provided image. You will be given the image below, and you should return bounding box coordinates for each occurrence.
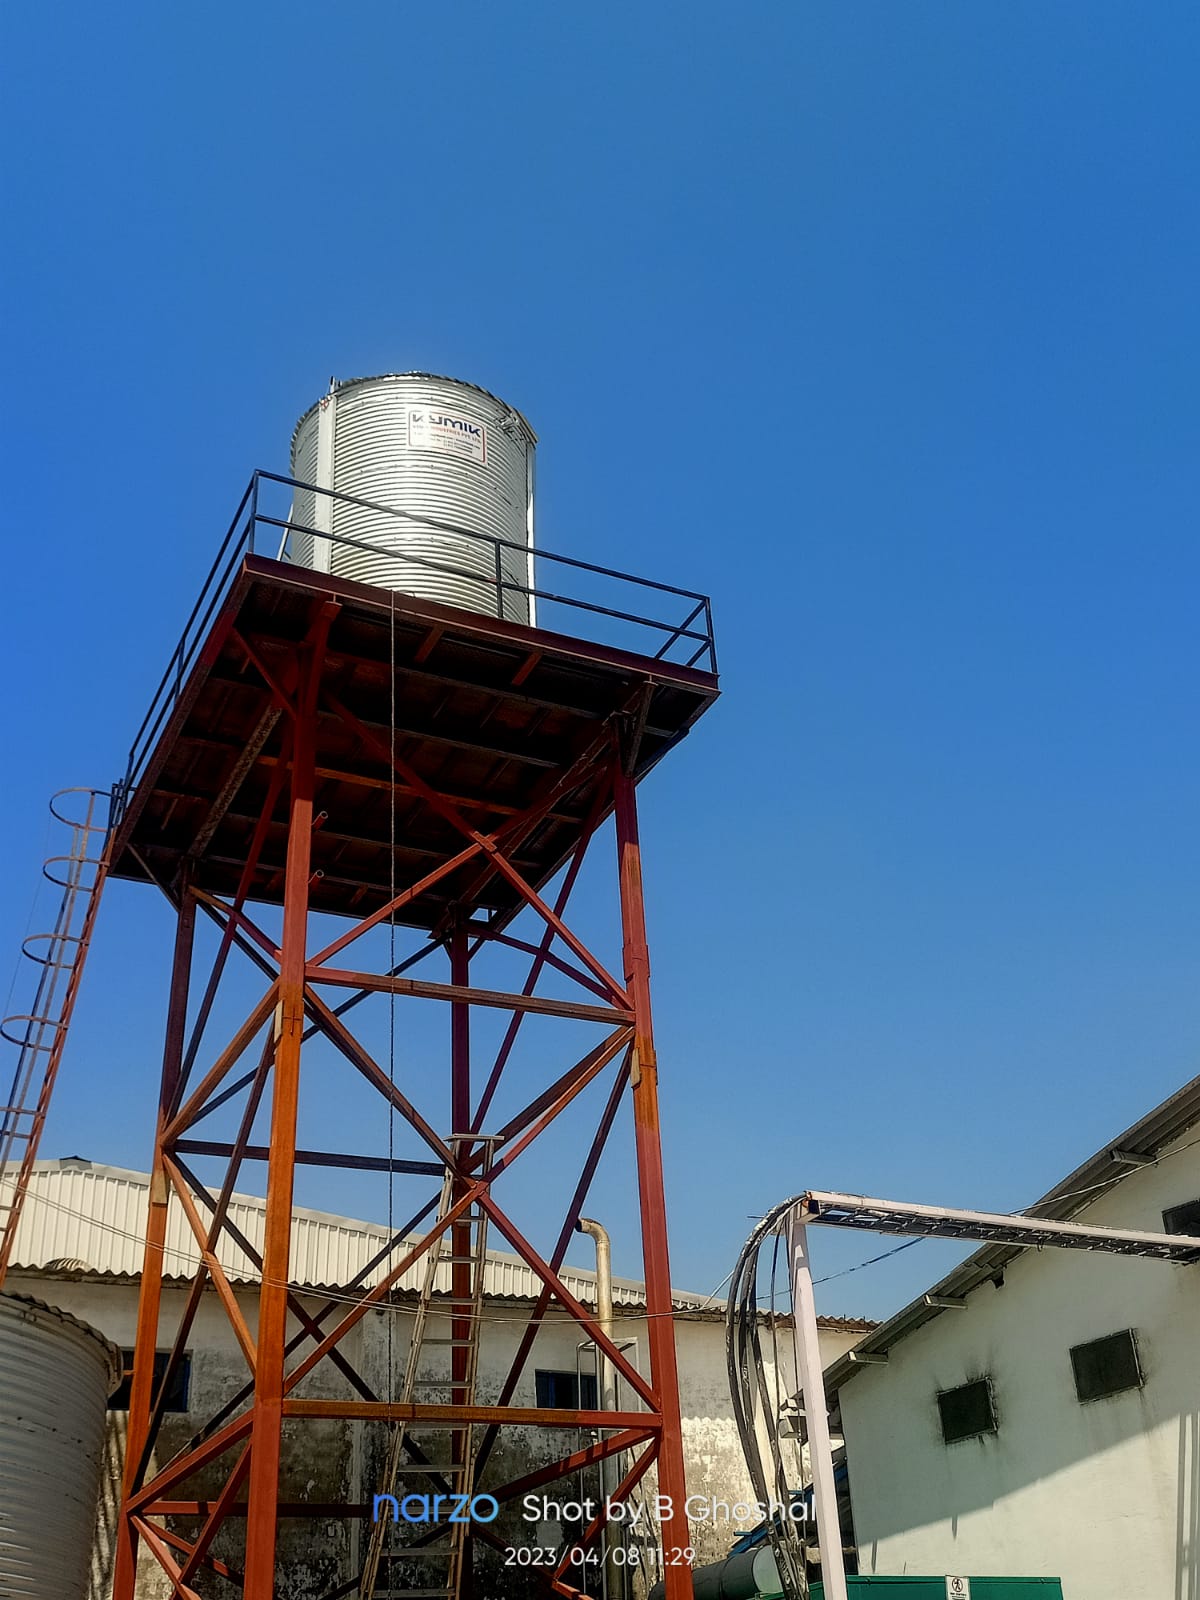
[5,1182,744,1328]
[724,1202,810,1600]
[813,1236,923,1286]
[17,1120,1198,1337]
[12,1118,1197,1351]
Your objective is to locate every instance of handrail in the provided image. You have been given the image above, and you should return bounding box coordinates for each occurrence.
[253,512,712,647]
[123,480,257,786]
[114,471,717,822]
[254,470,711,602]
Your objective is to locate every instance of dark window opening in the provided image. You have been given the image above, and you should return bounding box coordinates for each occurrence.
[937,1378,996,1443]
[109,1350,192,1413]
[535,1369,599,1411]
[1070,1329,1142,1402]
[1163,1198,1200,1238]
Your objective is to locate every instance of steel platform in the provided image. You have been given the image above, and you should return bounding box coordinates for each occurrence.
[109,555,719,929]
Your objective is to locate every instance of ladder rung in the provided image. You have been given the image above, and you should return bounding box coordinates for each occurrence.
[394,1463,466,1475]
[421,1338,475,1346]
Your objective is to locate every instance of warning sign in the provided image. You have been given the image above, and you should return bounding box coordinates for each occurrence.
[408,407,487,465]
[945,1580,971,1599]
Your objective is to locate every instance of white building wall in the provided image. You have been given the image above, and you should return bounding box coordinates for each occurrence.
[10,1272,864,1594]
[838,1127,1200,1599]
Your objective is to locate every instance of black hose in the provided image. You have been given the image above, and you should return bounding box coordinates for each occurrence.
[724,1197,812,1600]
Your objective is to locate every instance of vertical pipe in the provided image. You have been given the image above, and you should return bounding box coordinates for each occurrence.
[785,1213,848,1600]
[576,1217,615,1392]
[612,764,693,1600]
[578,1216,621,1600]
[113,888,197,1600]
[242,646,319,1597]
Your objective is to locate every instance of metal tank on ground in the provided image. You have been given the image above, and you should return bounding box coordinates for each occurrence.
[0,1291,120,1599]
[288,372,537,623]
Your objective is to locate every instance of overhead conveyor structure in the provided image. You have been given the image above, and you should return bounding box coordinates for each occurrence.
[727,1189,1200,1600]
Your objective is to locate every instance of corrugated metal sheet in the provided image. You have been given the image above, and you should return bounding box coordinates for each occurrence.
[3,1161,713,1311]
[0,1292,119,1599]
[289,373,535,624]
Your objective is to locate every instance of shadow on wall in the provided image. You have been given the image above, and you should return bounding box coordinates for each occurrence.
[90,1413,125,1600]
[842,1239,1200,1594]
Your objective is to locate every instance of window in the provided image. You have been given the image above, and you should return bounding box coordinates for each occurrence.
[1070,1329,1142,1402]
[109,1350,192,1413]
[535,1370,598,1410]
[1163,1198,1200,1238]
[936,1378,996,1444]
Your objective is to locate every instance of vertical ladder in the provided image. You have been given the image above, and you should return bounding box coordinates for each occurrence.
[360,1146,493,1599]
[0,789,110,1287]
[437,1151,491,1600]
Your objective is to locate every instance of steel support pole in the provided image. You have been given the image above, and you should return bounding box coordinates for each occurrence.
[785,1212,848,1600]
[242,646,319,1597]
[450,918,475,1597]
[612,765,693,1600]
[113,887,197,1600]
[450,919,472,1380]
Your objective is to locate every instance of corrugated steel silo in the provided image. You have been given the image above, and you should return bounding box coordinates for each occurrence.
[289,373,536,623]
[0,1292,120,1599]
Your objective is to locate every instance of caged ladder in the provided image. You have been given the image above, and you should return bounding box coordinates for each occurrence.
[0,789,110,1287]
[360,1139,495,1600]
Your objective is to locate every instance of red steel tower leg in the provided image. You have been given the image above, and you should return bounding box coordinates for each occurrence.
[450,920,475,1599]
[243,628,324,1596]
[113,887,197,1600]
[613,757,693,1598]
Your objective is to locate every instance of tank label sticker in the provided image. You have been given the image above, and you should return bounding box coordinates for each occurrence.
[407,407,488,465]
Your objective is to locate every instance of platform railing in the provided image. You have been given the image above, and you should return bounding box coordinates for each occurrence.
[115,471,717,823]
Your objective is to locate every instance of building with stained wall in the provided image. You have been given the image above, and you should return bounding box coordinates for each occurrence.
[826,1075,1200,1599]
[5,1158,871,1597]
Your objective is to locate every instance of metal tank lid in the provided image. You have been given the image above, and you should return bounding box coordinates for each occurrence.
[291,371,538,453]
[0,1289,123,1392]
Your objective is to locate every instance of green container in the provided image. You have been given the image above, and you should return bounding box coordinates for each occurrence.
[811,1581,1063,1599]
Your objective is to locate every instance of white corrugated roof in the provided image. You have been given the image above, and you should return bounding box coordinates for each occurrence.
[3,1159,714,1311]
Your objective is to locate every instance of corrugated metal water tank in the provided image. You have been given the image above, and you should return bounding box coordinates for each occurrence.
[0,1292,120,1598]
[289,373,537,624]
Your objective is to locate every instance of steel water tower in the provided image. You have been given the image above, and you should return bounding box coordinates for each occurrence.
[38,373,719,1599]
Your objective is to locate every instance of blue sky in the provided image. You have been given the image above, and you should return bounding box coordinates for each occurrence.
[2,4,1199,1319]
